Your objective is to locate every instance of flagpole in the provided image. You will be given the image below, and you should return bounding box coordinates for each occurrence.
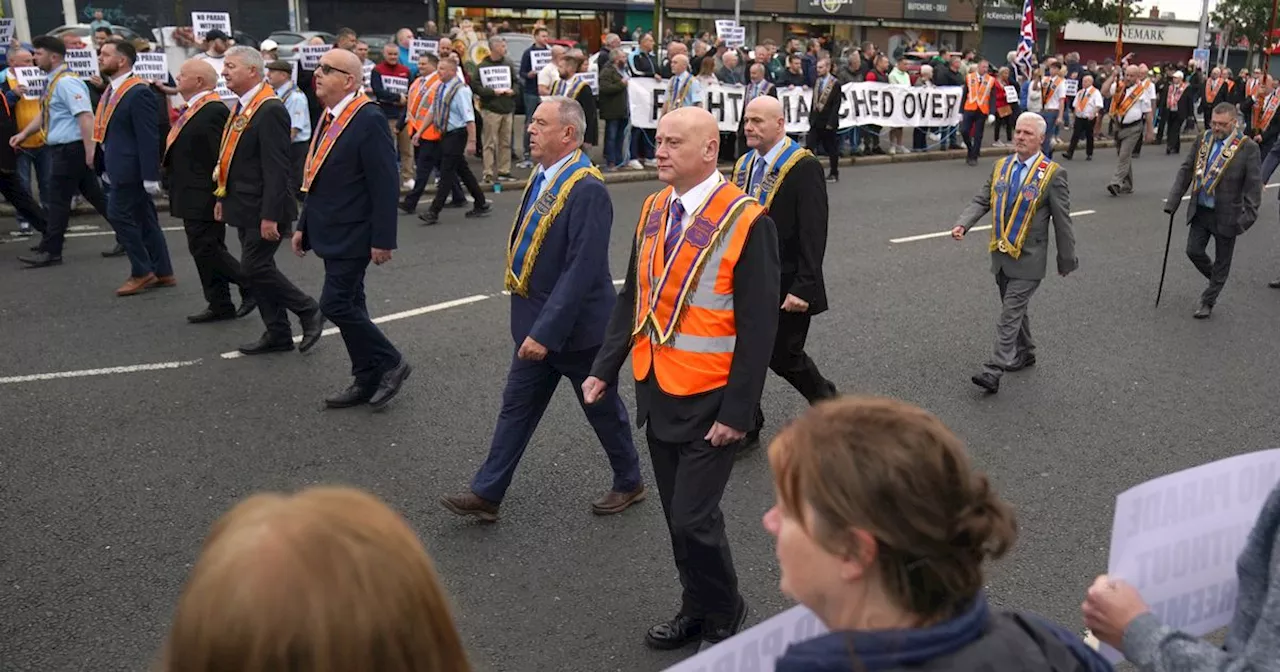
[1257,0,1278,128]
[1115,1,1124,65]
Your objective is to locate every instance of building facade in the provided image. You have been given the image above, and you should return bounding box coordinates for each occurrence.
[1056,19,1205,65]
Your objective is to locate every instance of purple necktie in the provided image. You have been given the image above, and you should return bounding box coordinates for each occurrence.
[663,200,686,264]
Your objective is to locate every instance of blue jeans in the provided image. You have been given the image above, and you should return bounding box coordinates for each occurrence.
[630,126,654,161]
[604,119,627,167]
[15,146,50,223]
[1040,110,1060,157]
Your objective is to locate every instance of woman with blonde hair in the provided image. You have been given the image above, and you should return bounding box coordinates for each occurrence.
[160,486,471,672]
[764,396,1113,671]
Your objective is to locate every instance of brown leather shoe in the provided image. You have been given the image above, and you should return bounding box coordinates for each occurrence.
[591,485,646,516]
[149,275,177,288]
[116,273,156,296]
[440,492,499,522]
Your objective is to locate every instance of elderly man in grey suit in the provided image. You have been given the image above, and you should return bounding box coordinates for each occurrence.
[952,112,1078,394]
[1164,102,1261,319]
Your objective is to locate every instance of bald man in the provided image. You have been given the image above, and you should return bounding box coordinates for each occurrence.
[1104,65,1154,196]
[585,106,779,652]
[732,95,834,452]
[662,54,702,113]
[168,59,251,322]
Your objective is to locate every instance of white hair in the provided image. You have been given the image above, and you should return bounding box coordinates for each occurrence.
[225,45,263,74]
[546,95,586,143]
[1016,112,1047,136]
[488,35,505,49]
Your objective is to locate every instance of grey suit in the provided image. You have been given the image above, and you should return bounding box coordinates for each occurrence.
[956,159,1079,378]
[1166,134,1261,307]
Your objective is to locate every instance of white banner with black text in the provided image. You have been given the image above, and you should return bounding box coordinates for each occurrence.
[625,78,964,133]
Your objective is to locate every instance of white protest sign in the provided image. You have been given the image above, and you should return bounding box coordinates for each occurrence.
[191,11,231,43]
[627,78,963,132]
[663,605,826,672]
[723,27,746,49]
[65,48,99,79]
[215,77,237,102]
[1102,448,1280,663]
[362,62,374,89]
[714,20,737,36]
[381,75,408,95]
[299,44,332,70]
[1064,78,1079,97]
[479,66,511,90]
[15,67,47,100]
[574,71,598,95]
[619,41,637,53]
[410,39,438,61]
[530,49,553,71]
[135,53,169,83]
[0,19,14,54]
[1004,85,1019,103]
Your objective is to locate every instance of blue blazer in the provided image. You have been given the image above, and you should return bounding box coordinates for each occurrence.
[101,81,159,185]
[511,175,618,353]
[298,104,398,259]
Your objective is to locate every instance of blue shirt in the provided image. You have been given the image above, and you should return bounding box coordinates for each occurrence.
[276,83,312,144]
[1198,139,1224,209]
[534,151,576,199]
[44,65,92,145]
[669,73,703,108]
[438,79,474,132]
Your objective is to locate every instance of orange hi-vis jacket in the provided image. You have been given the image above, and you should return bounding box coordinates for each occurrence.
[964,72,995,114]
[630,180,765,397]
[408,72,441,139]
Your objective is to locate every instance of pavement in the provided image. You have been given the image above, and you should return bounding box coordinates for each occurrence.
[4,143,1280,672]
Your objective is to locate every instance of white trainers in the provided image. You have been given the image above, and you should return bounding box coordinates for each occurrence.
[643,159,657,168]
[626,160,643,170]
[403,179,415,190]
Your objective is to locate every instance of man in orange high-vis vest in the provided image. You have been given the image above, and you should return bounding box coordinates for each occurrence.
[584,107,780,653]
[961,61,998,166]
[400,52,467,214]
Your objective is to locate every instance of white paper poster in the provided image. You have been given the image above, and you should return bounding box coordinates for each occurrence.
[714,20,737,35]
[298,44,332,70]
[662,605,827,672]
[215,77,237,102]
[530,49,553,72]
[574,71,598,95]
[362,61,374,89]
[1004,85,1019,102]
[65,48,100,79]
[15,67,47,100]
[1102,448,1280,662]
[722,27,747,49]
[191,11,231,43]
[0,19,14,54]
[135,53,169,82]
[381,75,408,95]
[410,39,438,61]
[1064,78,1079,97]
[479,66,511,90]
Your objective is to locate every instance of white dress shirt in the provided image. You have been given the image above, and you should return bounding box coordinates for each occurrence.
[183,89,213,108]
[326,91,359,118]
[1074,87,1103,120]
[107,70,132,94]
[669,170,725,235]
[533,150,576,200]
[1107,80,1151,125]
[1043,76,1066,111]
[237,82,264,111]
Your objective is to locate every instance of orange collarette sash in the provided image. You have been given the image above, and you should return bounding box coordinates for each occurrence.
[1111,81,1148,118]
[1074,87,1094,114]
[92,76,149,143]
[214,85,277,198]
[1206,79,1224,103]
[302,96,373,193]
[165,93,221,158]
[1254,94,1280,133]
[1247,79,1260,98]
[1167,84,1186,109]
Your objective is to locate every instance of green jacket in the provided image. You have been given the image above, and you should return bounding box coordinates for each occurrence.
[467,57,517,114]
[598,64,629,120]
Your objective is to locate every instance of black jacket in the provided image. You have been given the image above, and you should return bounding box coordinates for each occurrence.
[164,97,229,221]
[767,154,829,314]
[0,90,21,172]
[220,98,297,228]
[807,76,841,132]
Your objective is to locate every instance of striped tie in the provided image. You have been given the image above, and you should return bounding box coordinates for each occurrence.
[663,200,685,264]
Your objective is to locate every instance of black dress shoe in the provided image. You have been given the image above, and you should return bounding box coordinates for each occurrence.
[238,334,295,355]
[325,383,376,409]
[419,211,440,226]
[699,599,748,651]
[235,296,258,319]
[369,359,412,410]
[1193,304,1213,319]
[18,251,62,267]
[971,372,1000,393]
[644,614,703,650]
[187,307,237,324]
[464,203,492,218]
[1005,353,1036,372]
[298,308,325,353]
[101,243,126,258]
[398,201,415,215]
[825,174,838,183]
[1268,278,1280,289]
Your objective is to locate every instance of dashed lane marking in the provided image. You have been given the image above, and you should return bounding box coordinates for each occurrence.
[1,226,184,244]
[890,210,1097,244]
[0,359,202,385]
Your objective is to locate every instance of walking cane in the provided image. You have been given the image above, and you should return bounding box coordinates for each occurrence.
[1155,209,1175,307]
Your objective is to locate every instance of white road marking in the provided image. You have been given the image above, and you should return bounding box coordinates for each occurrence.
[0,226,184,244]
[891,210,1096,244]
[1165,182,1278,202]
[0,359,201,385]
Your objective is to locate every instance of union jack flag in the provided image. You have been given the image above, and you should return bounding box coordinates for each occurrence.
[1013,0,1036,78]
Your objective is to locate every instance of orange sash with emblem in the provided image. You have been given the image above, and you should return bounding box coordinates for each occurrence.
[1206,79,1227,103]
[165,93,222,158]
[1254,94,1280,134]
[302,96,374,193]
[214,84,277,198]
[1111,81,1149,118]
[92,76,149,143]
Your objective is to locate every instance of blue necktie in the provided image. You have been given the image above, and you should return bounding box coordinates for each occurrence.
[1005,161,1025,221]
[664,200,686,263]
[750,159,767,194]
[521,171,545,220]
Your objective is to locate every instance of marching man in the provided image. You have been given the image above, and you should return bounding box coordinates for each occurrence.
[1103,65,1154,197]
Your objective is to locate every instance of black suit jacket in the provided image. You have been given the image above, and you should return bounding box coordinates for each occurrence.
[768,155,829,314]
[221,98,297,228]
[573,86,598,146]
[164,98,229,221]
[1168,134,1261,238]
[591,208,781,442]
[808,79,841,132]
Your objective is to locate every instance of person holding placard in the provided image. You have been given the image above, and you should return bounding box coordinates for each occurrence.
[15,36,109,269]
[518,27,550,169]
[467,36,517,184]
[370,43,413,188]
[3,48,49,236]
[194,29,230,74]
[0,78,47,241]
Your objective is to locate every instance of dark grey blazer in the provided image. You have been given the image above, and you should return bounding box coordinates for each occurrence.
[1167,134,1261,237]
[955,159,1079,280]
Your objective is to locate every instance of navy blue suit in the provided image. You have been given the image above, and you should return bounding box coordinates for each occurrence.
[469,167,642,503]
[100,77,171,278]
[299,102,402,387]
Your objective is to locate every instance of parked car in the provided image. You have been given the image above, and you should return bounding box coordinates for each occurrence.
[362,33,394,61]
[49,23,146,44]
[269,30,338,60]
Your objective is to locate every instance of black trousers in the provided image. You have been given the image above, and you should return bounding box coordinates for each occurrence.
[992,112,1016,142]
[184,218,246,312]
[430,130,486,215]
[236,224,317,338]
[403,141,465,212]
[647,430,741,626]
[961,111,986,161]
[1066,116,1095,158]
[1186,211,1236,307]
[753,310,838,434]
[0,167,47,234]
[39,142,108,257]
[807,127,839,177]
[321,257,402,387]
[1165,113,1184,153]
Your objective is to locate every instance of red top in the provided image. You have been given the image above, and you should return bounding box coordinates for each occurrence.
[374,62,411,79]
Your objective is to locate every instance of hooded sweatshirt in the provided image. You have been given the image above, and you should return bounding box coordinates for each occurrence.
[775,596,1114,672]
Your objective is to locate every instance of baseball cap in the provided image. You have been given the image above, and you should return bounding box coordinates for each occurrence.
[204,29,229,42]
[260,38,279,51]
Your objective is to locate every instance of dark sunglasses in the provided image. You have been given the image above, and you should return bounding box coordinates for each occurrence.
[319,63,351,76]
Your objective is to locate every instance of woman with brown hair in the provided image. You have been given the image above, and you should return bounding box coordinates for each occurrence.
[763,396,1113,671]
[159,486,471,672]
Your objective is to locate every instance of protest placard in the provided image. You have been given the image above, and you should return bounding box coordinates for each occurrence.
[191,11,231,43]
[299,44,332,70]
[0,19,14,54]
[1004,85,1019,103]
[574,71,598,95]
[479,66,511,90]
[135,53,169,83]
[530,49,553,71]
[15,67,47,100]
[714,20,737,36]
[722,27,746,49]
[619,41,637,53]
[1102,448,1280,662]
[66,48,99,79]
[381,75,408,96]
[662,605,827,671]
[410,39,439,61]
[215,77,237,102]
[362,62,374,89]
[1064,78,1079,97]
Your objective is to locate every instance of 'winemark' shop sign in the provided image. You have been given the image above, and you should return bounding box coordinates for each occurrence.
[1062,21,1200,47]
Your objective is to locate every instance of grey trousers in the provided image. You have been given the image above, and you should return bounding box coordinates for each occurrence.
[1186,213,1236,307]
[984,270,1041,378]
[1109,123,1143,192]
